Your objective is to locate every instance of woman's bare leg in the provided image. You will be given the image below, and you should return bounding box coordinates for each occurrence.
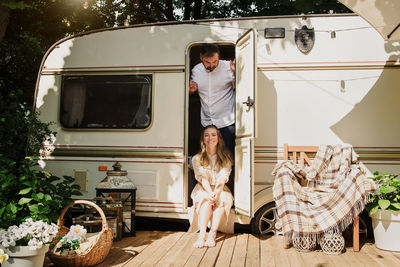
[205,206,225,247]
[194,202,213,248]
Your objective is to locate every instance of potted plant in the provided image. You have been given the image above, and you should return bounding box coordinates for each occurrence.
[0,218,58,267]
[0,157,82,266]
[366,171,400,251]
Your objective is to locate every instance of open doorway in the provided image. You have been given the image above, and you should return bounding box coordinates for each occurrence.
[187,43,235,207]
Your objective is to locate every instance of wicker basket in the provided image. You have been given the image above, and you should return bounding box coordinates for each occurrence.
[292,236,317,252]
[319,233,345,255]
[48,200,114,267]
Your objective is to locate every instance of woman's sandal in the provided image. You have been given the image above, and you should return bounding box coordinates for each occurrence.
[194,235,206,248]
[205,230,217,247]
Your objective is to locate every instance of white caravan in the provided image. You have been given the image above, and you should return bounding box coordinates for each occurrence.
[34,14,400,235]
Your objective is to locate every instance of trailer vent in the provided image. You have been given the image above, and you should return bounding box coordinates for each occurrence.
[264,28,285,39]
[74,169,88,192]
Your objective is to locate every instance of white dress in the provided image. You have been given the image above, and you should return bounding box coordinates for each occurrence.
[188,154,235,233]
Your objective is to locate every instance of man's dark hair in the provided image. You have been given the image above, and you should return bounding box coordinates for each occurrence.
[200,44,220,58]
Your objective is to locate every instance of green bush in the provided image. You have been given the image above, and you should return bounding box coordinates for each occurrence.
[0,91,55,161]
[0,156,82,228]
[0,87,81,229]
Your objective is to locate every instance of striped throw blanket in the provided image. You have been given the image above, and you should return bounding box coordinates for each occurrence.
[272,144,377,242]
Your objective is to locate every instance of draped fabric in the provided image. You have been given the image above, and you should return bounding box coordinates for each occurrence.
[272,144,378,242]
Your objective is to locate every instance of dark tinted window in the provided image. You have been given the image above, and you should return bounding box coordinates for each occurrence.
[60,75,152,129]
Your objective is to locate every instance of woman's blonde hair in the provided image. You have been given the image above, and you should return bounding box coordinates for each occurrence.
[198,125,233,168]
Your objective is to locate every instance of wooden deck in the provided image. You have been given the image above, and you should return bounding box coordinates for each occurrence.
[45,231,400,266]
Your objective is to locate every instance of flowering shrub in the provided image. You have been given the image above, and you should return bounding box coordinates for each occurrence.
[0,218,58,250]
[0,248,9,264]
[56,225,87,255]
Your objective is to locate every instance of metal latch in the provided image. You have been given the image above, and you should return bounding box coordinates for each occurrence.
[242,96,255,107]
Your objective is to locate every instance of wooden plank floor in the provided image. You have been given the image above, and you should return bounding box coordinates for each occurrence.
[44,231,400,267]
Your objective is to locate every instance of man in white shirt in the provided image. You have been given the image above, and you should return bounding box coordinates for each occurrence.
[189,44,235,155]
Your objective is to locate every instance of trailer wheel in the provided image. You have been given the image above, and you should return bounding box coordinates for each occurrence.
[358,212,370,239]
[343,210,371,240]
[251,203,283,236]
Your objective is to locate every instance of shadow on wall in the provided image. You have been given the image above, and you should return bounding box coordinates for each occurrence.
[256,71,278,148]
[331,42,400,146]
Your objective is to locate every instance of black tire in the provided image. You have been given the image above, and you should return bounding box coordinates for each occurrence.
[343,209,372,240]
[251,203,282,235]
[359,210,373,239]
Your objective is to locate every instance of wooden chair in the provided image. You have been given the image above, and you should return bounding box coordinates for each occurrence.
[283,144,360,252]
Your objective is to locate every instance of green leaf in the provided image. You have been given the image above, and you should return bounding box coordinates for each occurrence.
[369,204,380,215]
[48,176,59,183]
[2,1,31,10]
[32,193,39,201]
[28,204,39,213]
[391,202,400,210]
[71,184,81,189]
[37,214,49,222]
[44,194,52,201]
[0,206,5,217]
[18,197,32,205]
[22,181,33,186]
[378,199,391,210]
[18,187,32,194]
[36,192,44,199]
[1,182,10,190]
[380,185,396,194]
[8,203,17,213]
[72,190,83,196]
[38,205,49,213]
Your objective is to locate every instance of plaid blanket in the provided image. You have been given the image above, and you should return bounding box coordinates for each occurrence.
[272,144,377,242]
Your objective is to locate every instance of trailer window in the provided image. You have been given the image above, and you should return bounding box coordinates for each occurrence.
[60,75,152,129]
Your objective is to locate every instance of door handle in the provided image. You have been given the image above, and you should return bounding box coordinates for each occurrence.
[242,96,254,107]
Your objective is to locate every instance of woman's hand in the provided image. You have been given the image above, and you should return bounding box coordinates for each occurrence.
[201,178,216,205]
[213,190,221,201]
[207,192,216,206]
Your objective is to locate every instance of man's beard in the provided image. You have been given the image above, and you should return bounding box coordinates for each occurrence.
[206,66,216,72]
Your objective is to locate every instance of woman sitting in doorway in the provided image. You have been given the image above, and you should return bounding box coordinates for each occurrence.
[188,125,234,248]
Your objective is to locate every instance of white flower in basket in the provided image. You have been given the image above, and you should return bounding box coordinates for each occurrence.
[0,218,58,250]
[48,200,114,267]
[55,225,88,255]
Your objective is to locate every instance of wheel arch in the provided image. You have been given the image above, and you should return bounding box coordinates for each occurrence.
[254,185,274,214]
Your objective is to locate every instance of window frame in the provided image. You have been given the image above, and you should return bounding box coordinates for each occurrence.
[59,72,155,132]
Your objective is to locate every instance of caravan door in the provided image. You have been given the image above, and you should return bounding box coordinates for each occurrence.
[234,29,257,217]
